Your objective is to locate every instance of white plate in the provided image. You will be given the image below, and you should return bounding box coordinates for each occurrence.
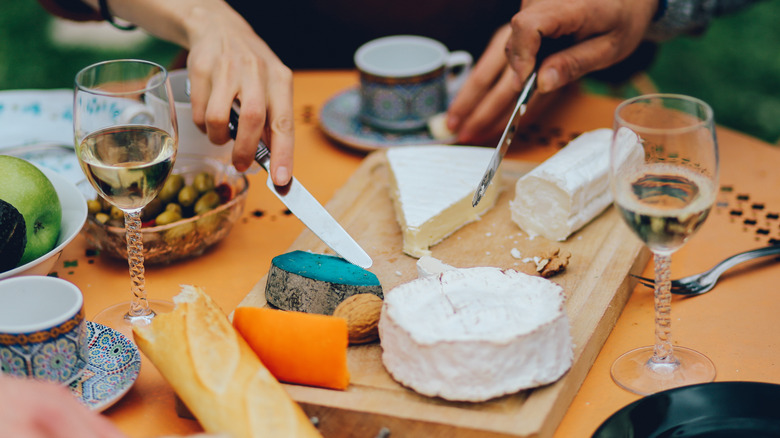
[318,87,455,152]
[69,321,141,411]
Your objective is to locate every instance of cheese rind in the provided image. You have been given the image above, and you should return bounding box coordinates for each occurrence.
[510,128,614,241]
[387,145,500,258]
[265,251,383,315]
[379,267,573,402]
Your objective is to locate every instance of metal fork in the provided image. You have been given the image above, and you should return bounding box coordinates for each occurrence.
[632,245,780,296]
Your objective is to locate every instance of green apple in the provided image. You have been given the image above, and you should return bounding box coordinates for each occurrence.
[0,156,62,265]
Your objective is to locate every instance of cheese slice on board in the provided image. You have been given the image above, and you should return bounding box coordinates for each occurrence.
[386,145,500,258]
[379,267,573,402]
[510,128,616,241]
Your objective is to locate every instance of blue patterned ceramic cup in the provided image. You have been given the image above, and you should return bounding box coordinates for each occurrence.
[355,35,473,132]
[0,276,88,385]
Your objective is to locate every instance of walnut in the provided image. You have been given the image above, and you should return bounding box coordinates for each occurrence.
[537,248,571,278]
[333,293,384,345]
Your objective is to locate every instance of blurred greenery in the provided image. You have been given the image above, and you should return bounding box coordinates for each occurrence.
[2,0,779,143]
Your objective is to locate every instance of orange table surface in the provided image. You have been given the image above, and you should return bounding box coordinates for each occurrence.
[52,70,780,437]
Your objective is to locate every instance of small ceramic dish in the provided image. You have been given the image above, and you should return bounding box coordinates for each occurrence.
[69,321,141,411]
[79,155,249,265]
[319,87,456,152]
[0,166,88,280]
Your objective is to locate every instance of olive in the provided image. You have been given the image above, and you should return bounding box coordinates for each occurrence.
[177,185,198,208]
[87,199,102,215]
[95,212,110,224]
[158,174,185,203]
[193,172,215,194]
[194,190,221,215]
[165,202,183,215]
[155,209,183,226]
[141,198,164,222]
[109,206,124,221]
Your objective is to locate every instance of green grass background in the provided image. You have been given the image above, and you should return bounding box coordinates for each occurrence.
[2,0,779,144]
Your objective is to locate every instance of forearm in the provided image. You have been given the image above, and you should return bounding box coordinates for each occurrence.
[646,0,762,41]
[71,0,247,50]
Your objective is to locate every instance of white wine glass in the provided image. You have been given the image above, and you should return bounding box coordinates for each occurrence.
[74,59,178,336]
[609,94,718,395]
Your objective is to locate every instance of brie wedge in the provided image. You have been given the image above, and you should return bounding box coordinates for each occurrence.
[510,128,615,241]
[379,267,573,402]
[386,145,500,258]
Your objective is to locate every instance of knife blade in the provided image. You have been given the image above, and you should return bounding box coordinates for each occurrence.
[228,105,373,269]
[472,37,573,207]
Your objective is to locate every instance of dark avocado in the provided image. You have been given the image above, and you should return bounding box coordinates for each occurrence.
[0,199,27,272]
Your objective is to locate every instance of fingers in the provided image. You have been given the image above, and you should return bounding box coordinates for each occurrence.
[455,67,518,145]
[447,24,511,136]
[264,66,294,186]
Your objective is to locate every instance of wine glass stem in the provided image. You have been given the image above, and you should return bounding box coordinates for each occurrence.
[651,252,677,366]
[124,210,152,319]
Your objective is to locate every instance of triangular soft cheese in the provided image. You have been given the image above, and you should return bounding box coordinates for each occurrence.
[386,145,500,258]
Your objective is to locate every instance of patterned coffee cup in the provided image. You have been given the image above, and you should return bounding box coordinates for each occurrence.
[0,276,88,385]
[354,35,473,132]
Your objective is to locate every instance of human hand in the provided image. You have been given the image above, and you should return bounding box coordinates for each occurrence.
[506,0,658,93]
[446,24,519,145]
[0,376,126,438]
[183,2,294,184]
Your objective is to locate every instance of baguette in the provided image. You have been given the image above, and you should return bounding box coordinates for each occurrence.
[132,285,322,438]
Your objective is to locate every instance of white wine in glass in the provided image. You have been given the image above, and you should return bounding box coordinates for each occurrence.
[610,94,718,395]
[74,59,178,337]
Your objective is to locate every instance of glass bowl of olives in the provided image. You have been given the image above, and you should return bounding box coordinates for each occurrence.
[79,154,249,264]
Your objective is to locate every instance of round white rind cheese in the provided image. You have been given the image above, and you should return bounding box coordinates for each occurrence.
[379,267,573,402]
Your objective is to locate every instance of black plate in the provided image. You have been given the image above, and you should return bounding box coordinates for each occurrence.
[593,381,780,437]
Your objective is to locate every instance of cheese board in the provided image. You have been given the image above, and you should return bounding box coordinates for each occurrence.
[238,149,650,438]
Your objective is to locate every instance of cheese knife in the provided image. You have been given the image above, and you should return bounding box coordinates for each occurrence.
[228,105,373,269]
[472,37,573,207]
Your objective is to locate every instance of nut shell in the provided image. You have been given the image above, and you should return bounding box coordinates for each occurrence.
[333,293,383,345]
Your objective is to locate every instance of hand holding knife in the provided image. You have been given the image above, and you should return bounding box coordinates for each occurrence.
[227,104,373,269]
[472,36,574,207]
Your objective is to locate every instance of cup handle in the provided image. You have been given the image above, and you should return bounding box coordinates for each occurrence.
[445,50,474,101]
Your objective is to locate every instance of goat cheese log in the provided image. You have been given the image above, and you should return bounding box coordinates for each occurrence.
[510,128,614,241]
[379,267,573,402]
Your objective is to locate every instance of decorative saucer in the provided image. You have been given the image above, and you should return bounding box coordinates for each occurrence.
[319,87,456,152]
[69,321,141,412]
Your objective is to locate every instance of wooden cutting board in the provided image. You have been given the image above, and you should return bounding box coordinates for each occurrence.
[238,149,650,438]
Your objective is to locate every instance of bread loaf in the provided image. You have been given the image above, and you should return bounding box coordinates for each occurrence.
[132,285,322,438]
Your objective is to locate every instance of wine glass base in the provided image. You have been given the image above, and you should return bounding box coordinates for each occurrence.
[92,299,175,341]
[611,346,716,396]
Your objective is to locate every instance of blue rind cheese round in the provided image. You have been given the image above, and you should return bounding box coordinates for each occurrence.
[265,250,383,315]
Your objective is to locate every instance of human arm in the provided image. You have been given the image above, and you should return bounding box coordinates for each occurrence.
[0,376,127,438]
[42,0,294,184]
[505,0,761,94]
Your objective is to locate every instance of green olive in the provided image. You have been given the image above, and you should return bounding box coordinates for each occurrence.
[154,209,183,226]
[165,202,183,215]
[142,198,164,222]
[194,190,221,215]
[95,212,110,224]
[109,206,124,221]
[87,199,102,215]
[193,172,216,194]
[158,174,185,203]
[177,185,198,208]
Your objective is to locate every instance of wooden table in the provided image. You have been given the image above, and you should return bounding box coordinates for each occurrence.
[54,70,780,437]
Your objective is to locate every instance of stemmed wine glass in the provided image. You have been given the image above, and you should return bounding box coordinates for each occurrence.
[74,59,178,335]
[609,94,718,395]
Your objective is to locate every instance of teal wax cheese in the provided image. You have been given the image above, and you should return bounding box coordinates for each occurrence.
[265,250,383,315]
